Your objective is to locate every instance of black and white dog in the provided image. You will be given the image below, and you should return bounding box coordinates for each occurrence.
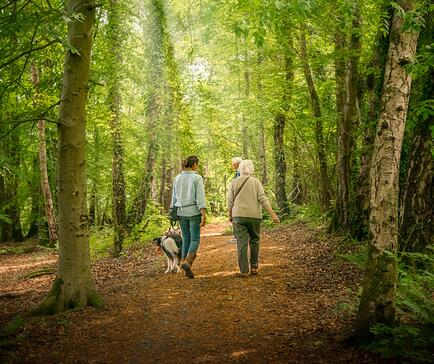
[153,230,183,273]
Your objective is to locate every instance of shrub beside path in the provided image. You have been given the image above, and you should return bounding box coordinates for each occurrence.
[0,222,381,363]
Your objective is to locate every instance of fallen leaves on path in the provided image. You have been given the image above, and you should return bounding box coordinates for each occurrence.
[0,222,385,363]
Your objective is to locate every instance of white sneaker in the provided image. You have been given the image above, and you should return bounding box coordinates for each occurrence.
[227,238,237,244]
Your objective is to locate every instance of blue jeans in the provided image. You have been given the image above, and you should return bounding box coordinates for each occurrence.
[179,214,202,259]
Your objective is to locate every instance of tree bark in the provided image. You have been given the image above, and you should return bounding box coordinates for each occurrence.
[355,8,392,239]
[336,3,361,229]
[273,113,290,217]
[399,123,434,252]
[31,62,58,244]
[256,52,267,186]
[107,0,127,256]
[272,34,294,218]
[242,61,250,159]
[355,0,419,339]
[32,0,102,315]
[128,0,168,226]
[291,136,303,204]
[399,11,433,252]
[5,129,24,241]
[26,155,41,239]
[334,26,346,130]
[299,26,331,211]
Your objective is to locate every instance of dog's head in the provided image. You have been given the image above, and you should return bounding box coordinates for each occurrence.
[166,228,182,241]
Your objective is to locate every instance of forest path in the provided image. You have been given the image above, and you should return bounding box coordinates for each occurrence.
[0,223,377,363]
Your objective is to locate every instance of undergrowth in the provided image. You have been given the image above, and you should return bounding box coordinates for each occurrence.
[339,242,434,363]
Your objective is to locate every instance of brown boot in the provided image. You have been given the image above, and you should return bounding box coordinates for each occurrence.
[181,252,196,278]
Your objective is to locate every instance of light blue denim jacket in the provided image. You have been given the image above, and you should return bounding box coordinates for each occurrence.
[171,171,206,216]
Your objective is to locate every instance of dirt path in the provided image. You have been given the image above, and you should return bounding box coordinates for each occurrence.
[1,223,379,363]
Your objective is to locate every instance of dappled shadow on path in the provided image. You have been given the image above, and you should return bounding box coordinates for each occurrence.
[0,223,382,363]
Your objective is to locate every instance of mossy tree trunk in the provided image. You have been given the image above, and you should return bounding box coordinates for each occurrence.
[32,0,102,315]
[291,135,303,205]
[1,128,24,242]
[399,11,433,252]
[336,2,361,230]
[273,112,290,217]
[355,0,419,340]
[354,7,392,239]
[128,0,167,227]
[273,33,293,218]
[107,0,127,256]
[300,25,331,212]
[256,52,268,186]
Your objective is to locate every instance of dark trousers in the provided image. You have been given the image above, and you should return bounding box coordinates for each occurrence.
[232,217,261,274]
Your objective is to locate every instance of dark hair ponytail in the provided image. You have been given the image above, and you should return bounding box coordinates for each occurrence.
[182,155,199,169]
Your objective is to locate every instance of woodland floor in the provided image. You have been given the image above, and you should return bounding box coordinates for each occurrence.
[0,222,388,363]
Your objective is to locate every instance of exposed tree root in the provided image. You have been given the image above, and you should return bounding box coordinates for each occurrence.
[24,268,56,279]
[28,279,103,316]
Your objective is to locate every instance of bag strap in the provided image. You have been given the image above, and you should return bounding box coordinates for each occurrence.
[233,176,251,202]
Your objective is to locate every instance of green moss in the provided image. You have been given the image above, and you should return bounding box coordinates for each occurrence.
[0,316,24,336]
[28,296,57,316]
[87,290,104,308]
[27,280,104,316]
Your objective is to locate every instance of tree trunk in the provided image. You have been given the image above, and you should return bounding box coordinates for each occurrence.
[355,9,392,239]
[273,113,290,217]
[291,136,303,204]
[6,129,24,241]
[128,0,168,227]
[27,155,41,239]
[0,173,7,242]
[299,26,331,211]
[336,3,361,229]
[399,12,433,252]
[355,0,419,339]
[31,62,58,244]
[128,97,159,226]
[400,123,434,252]
[38,119,58,243]
[242,62,250,158]
[256,52,267,186]
[334,26,346,129]
[107,0,127,256]
[32,0,102,315]
[259,118,267,186]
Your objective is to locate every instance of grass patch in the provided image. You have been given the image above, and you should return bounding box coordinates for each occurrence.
[0,240,55,257]
[89,226,113,258]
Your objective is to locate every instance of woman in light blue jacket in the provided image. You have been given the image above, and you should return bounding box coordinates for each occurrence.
[171,155,206,278]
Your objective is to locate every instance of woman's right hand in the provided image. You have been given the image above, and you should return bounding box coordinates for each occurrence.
[272,214,280,223]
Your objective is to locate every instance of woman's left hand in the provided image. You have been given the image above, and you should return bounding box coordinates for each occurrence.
[200,216,206,227]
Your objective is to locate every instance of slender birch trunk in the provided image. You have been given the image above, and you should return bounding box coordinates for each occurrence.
[31,62,58,244]
[355,0,419,339]
[355,8,392,239]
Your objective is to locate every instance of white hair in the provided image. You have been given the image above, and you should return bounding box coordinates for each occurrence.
[231,157,242,165]
[238,159,254,176]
